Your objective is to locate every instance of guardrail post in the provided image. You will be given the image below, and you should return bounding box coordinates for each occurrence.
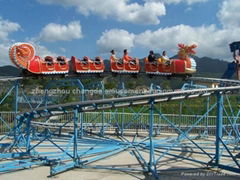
[204,97,210,136]
[100,81,105,136]
[73,108,79,165]
[215,92,223,166]
[119,78,125,136]
[26,113,32,154]
[80,81,84,139]
[14,81,19,141]
[121,107,125,136]
[80,111,83,139]
[149,99,158,179]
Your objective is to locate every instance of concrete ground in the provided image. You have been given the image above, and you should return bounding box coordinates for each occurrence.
[0,135,239,180]
[1,167,239,180]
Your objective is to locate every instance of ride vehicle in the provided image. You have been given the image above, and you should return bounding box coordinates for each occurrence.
[9,43,69,75]
[71,56,105,74]
[8,42,197,77]
[145,44,197,77]
[110,57,140,74]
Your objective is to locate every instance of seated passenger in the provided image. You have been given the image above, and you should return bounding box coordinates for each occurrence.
[234,50,240,80]
[123,49,136,65]
[110,49,123,65]
[148,50,157,65]
[234,50,240,63]
[161,50,170,66]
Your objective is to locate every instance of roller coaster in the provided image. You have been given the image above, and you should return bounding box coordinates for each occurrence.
[9,43,197,77]
[0,42,240,179]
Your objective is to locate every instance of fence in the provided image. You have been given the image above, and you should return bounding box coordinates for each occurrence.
[0,111,239,136]
[0,112,16,135]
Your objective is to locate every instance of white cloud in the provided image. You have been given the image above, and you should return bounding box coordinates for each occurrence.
[218,0,240,28]
[59,47,66,53]
[26,37,60,57]
[97,25,240,60]
[0,17,21,40]
[135,24,235,59]
[0,17,69,67]
[159,0,208,5]
[33,43,58,57]
[37,0,166,25]
[144,0,209,5]
[0,17,21,66]
[0,43,13,66]
[39,21,83,42]
[96,29,135,53]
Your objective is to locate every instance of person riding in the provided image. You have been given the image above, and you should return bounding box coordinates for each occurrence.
[148,50,157,65]
[161,50,170,65]
[233,49,240,80]
[123,49,136,65]
[110,49,123,65]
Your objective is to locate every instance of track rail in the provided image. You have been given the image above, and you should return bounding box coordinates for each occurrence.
[1,75,240,84]
[1,75,239,119]
[18,85,240,119]
[0,76,23,82]
[2,76,240,178]
[189,77,240,85]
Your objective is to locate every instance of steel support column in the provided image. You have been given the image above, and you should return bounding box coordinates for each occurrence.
[26,114,32,154]
[79,111,84,139]
[100,81,105,136]
[215,92,223,166]
[73,109,79,165]
[14,81,19,141]
[148,99,158,179]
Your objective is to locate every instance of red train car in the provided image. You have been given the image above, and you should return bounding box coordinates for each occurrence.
[145,57,196,75]
[71,56,105,74]
[110,57,140,74]
[9,43,69,75]
[28,56,69,75]
[145,44,197,76]
[9,42,197,77]
[9,43,35,69]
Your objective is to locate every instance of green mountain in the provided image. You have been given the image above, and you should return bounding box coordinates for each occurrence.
[193,56,229,78]
[0,65,20,76]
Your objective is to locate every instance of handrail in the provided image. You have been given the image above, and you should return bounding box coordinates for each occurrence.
[18,85,240,118]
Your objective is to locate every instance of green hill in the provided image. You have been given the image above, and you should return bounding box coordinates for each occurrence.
[0,66,20,76]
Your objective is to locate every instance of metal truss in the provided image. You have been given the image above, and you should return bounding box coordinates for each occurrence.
[0,78,240,179]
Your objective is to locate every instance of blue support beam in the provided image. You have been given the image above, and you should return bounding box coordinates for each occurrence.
[0,78,240,179]
[215,92,223,166]
[148,99,158,179]
[73,109,79,165]
[26,114,32,154]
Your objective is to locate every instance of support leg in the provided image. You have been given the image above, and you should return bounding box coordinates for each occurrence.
[73,109,79,165]
[148,100,158,179]
[215,93,223,166]
[14,81,19,141]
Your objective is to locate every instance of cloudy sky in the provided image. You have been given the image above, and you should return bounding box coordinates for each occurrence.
[0,0,240,66]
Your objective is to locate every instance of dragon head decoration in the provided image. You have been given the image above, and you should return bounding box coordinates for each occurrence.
[177,43,197,60]
[9,43,35,69]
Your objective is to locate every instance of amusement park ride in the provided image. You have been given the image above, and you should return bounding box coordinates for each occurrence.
[8,43,197,77]
[0,42,240,179]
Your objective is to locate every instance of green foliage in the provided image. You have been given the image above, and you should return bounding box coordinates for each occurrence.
[0,93,14,111]
[105,81,116,89]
